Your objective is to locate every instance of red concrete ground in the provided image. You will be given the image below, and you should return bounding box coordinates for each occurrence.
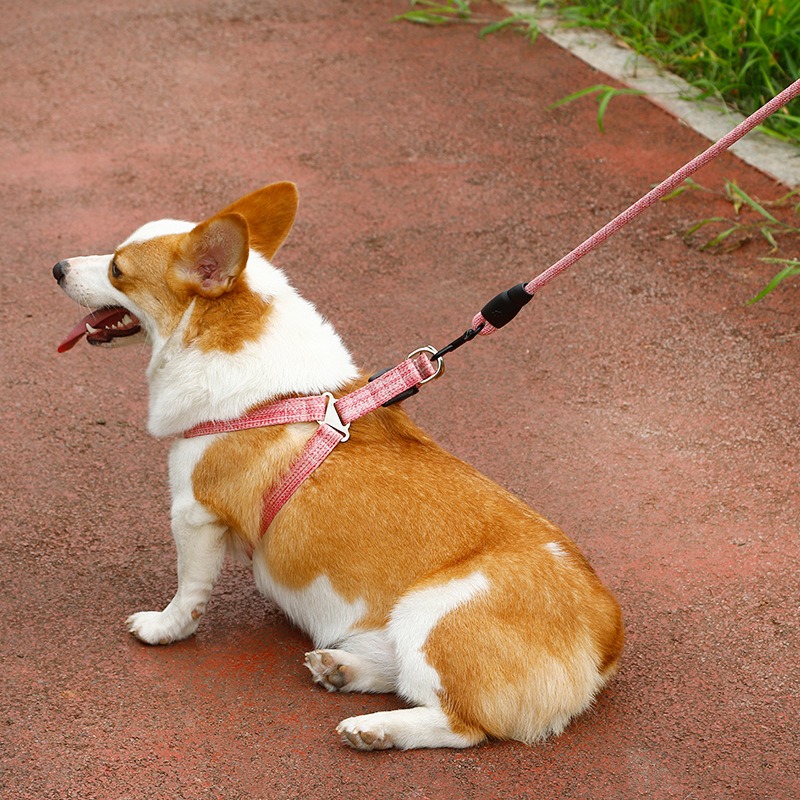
[1,1,798,798]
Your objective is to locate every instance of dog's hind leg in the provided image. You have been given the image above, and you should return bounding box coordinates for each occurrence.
[127,499,227,645]
[336,706,483,750]
[305,649,396,693]
[333,571,491,750]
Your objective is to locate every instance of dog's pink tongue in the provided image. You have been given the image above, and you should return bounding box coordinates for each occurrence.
[57,308,128,353]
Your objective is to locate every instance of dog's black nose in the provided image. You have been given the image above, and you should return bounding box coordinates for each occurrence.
[52,260,68,284]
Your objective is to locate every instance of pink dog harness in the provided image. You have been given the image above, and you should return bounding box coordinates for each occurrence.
[184,349,440,539]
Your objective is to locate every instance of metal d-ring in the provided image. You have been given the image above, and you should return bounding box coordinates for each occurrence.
[407,345,445,384]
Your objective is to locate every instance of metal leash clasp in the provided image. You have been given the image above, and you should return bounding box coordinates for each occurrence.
[368,345,445,408]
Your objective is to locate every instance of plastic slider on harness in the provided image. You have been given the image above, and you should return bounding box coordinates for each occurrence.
[368,345,444,407]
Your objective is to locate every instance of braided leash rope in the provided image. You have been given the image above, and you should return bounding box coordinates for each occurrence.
[471,77,800,337]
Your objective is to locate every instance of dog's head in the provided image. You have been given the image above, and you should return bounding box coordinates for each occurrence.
[54,182,298,353]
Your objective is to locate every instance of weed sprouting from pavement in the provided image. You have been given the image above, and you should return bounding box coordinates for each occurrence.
[666,179,800,301]
[750,258,800,302]
[392,0,539,41]
[392,0,473,26]
[548,84,646,133]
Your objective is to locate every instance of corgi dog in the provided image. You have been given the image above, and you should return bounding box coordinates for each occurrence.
[52,182,623,751]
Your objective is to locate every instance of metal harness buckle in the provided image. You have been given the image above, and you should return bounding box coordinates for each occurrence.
[321,392,350,442]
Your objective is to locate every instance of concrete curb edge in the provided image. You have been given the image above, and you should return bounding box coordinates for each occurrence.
[507,5,800,188]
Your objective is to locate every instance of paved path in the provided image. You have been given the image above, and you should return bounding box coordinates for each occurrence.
[1,1,798,798]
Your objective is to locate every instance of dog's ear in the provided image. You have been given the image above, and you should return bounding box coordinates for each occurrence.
[216,182,298,260]
[174,213,249,299]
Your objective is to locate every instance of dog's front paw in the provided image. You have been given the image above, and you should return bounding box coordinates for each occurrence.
[126,610,199,645]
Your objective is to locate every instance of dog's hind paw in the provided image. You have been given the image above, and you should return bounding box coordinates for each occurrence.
[337,716,395,751]
[126,609,199,645]
[304,650,355,692]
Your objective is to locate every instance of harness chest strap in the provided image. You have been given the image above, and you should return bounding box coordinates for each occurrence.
[183,351,439,541]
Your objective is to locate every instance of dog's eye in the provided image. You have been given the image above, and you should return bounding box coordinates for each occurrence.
[111,260,122,279]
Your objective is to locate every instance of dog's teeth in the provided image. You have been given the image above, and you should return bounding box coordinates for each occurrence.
[122,314,132,325]
[86,323,100,334]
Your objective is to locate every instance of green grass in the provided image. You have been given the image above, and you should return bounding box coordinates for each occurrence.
[548,84,645,133]
[666,179,800,301]
[393,0,540,41]
[395,0,800,300]
[396,0,800,143]
[555,0,800,145]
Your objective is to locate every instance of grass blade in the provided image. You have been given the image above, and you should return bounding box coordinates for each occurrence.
[661,177,707,202]
[392,10,449,24]
[726,182,780,223]
[549,85,644,132]
[479,17,519,38]
[683,216,729,236]
[748,259,800,303]
[596,88,614,133]
[392,0,472,25]
[760,226,779,250]
[548,85,605,109]
[701,225,741,250]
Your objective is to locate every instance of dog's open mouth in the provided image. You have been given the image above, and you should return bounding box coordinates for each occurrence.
[57,307,142,353]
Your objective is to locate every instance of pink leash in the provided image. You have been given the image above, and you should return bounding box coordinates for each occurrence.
[472,77,800,336]
[185,78,800,542]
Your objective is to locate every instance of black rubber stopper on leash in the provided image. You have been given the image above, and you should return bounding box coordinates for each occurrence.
[480,283,534,329]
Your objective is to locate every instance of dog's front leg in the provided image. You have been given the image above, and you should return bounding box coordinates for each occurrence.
[127,500,227,645]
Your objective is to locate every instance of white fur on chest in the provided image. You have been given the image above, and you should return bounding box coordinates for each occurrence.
[143,239,358,439]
